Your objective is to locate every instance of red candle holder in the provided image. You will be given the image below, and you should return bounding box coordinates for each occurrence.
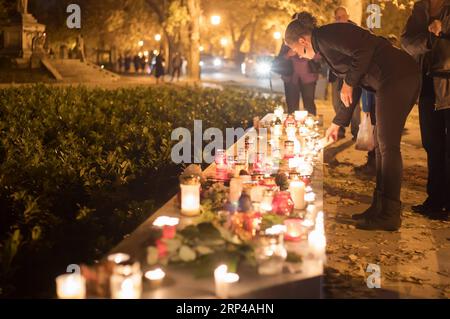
[271,191,294,216]
[284,218,305,241]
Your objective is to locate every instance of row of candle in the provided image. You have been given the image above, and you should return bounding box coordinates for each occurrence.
[55,254,166,299]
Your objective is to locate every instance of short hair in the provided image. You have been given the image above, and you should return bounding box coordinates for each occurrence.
[334,6,348,16]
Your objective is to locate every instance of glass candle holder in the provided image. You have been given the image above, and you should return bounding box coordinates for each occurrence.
[214,265,239,299]
[255,233,287,275]
[305,116,315,129]
[180,175,201,216]
[260,189,274,213]
[284,218,305,241]
[145,268,166,289]
[271,191,294,216]
[252,153,265,173]
[153,216,180,239]
[56,273,86,299]
[110,261,142,299]
[295,110,308,124]
[284,140,295,159]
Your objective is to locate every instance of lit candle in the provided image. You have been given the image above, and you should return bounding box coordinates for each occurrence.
[308,230,326,258]
[153,216,180,239]
[107,253,130,264]
[145,268,166,288]
[180,176,201,217]
[305,117,315,129]
[214,265,239,299]
[284,219,303,241]
[111,275,142,299]
[274,105,284,119]
[260,189,274,213]
[56,273,86,299]
[229,177,243,203]
[289,180,306,210]
[286,127,296,140]
[271,124,283,137]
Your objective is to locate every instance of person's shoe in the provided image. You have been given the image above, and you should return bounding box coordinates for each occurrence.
[352,190,381,220]
[411,199,444,215]
[354,160,376,176]
[357,197,402,231]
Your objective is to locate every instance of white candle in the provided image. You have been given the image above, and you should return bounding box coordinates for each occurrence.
[271,124,283,137]
[274,106,284,119]
[229,178,243,203]
[295,110,308,123]
[214,265,239,299]
[107,253,130,264]
[153,216,179,227]
[305,117,315,129]
[145,268,166,288]
[110,274,142,299]
[180,184,200,216]
[289,180,306,210]
[286,127,296,140]
[56,274,86,299]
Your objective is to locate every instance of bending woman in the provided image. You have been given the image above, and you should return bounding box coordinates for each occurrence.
[284,13,421,231]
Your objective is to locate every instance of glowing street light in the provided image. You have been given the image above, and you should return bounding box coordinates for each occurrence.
[220,37,228,47]
[138,40,144,47]
[154,34,162,42]
[199,45,204,52]
[211,15,221,25]
[273,31,282,40]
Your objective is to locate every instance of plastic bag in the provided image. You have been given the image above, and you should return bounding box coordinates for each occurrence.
[355,113,375,151]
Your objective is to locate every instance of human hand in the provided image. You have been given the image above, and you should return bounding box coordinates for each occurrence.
[429,20,442,36]
[326,123,341,142]
[340,81,353,107]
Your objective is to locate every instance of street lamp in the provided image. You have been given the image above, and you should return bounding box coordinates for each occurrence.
[211,15,221,25]
[220,37,228,47]
[154,34,161,42]
[273,31,282,40]
[199,45,204,52]
[138,40,144,47]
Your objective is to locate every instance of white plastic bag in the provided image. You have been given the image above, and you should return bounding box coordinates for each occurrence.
[355,113,375,151]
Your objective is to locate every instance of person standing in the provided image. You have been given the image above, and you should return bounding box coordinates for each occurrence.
[330,7,362,140]
[273,13,320,115]
[284,12,421,231]
[171,52,183,82]
[402,0,450,220]
[76,34,86,62]
[154,50,165,83]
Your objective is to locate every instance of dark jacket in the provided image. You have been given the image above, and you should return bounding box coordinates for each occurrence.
[312,23,419,126]
[401,0,450,110]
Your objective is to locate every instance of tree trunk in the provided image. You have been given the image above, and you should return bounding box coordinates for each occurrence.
[187,0,201,80]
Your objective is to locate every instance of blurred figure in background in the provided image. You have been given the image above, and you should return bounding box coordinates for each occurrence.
[154,50,165,83]
[171,52,183,82]
[273,12,320,115]
[329,6,362,140]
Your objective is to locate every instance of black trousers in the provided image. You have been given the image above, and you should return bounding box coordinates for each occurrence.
[418,75,450,207]
[172,66,181,80]
[374,74,420,202]
[331,79,361,137]
[284,80,317,115]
